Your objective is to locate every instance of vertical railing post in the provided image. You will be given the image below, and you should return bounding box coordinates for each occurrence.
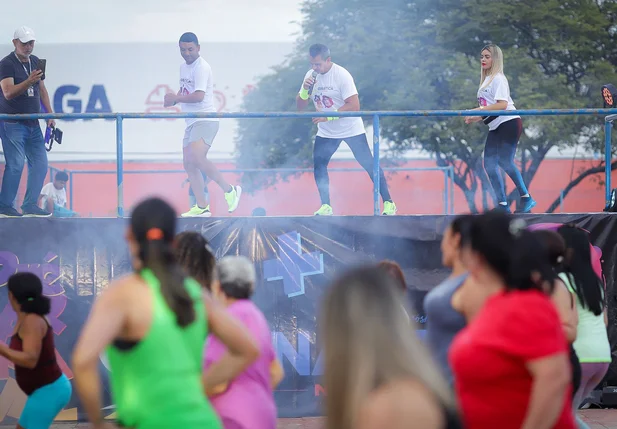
[449,166,455,214]
[69,171,74,211]
[605,119,612,209]
[372,114,380,216]
[443,169,448,215]
[116,115,124,217]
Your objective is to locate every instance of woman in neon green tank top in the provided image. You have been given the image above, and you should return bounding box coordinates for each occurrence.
[71,197,259,429]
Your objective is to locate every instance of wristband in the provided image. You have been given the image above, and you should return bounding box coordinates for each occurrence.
[299,88,310,100]
[327,109,338,121]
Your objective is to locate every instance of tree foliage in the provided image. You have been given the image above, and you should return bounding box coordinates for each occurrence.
[236,0,617,211]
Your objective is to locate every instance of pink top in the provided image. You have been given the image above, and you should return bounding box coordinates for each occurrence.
[204,300,277,429]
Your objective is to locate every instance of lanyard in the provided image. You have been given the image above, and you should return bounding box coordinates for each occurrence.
[14,52,32,78]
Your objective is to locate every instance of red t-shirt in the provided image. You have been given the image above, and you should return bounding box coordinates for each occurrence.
[449,290,575,429]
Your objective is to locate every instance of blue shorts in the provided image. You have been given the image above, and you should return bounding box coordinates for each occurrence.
[19,374,72,429]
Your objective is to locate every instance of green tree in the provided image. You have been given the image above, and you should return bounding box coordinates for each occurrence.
[434,0,617,209]
[543,121,617,213]
[235,60,315,191]
[236,0,617,212]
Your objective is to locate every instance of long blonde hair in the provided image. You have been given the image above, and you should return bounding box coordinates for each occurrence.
[320,266,455,429]
[480,44,505,90]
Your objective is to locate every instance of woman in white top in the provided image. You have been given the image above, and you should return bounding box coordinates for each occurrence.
[465,44,536,213]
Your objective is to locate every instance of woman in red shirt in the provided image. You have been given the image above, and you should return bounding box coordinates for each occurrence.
[449,212,574,429]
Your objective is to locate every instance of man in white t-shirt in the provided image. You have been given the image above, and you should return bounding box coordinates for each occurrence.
[296,44,396,216]
[37,171,78,217]
[163,32,241,217]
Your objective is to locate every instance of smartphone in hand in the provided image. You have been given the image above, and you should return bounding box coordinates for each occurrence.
[37,59,47,80]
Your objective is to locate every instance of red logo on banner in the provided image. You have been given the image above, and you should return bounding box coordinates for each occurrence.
[214,90,226,112]
[242,84,256,96]
[145,84,180,121]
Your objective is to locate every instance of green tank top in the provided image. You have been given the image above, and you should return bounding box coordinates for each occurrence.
[105,269,221,429]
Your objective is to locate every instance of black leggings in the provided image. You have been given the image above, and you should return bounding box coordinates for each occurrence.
[483,118,529,203]
[313,134,392,205]
[570,345,582,399]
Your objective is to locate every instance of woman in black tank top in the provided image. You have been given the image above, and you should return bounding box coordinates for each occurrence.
[0,272,72,429]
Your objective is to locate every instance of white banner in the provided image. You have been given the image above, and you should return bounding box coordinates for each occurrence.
[0,42,293,161]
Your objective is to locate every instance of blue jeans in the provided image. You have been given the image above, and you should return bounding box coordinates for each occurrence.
[483,118,528,203]
[314,134,392,205]
[0,120,48,209]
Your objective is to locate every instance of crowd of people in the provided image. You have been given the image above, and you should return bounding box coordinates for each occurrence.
[0,12,610,429]
[0,195,610,429]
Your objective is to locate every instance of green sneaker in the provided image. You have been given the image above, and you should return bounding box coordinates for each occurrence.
[225,185,242,213]
[382,201,397,215]
[314,204,333,216]
[181,205,212,218]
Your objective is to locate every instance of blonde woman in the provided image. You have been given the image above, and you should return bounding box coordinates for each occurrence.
[320,266,461,429]
[465,44,535,213]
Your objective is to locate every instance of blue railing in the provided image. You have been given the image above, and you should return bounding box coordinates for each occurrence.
[2,108,617,217]
[48,166,455,215]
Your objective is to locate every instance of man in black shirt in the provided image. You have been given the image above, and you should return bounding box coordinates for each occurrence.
[0,26,55,217]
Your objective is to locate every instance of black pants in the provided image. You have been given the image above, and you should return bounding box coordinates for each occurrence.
[313,134,392,205]
[483,118,529,203]
[570,345,582,399]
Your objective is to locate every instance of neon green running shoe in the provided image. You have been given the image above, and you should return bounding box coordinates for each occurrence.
[181,205,212,218]
[382,201,397,215]
[225,185,242,213]
[314,204,333,216]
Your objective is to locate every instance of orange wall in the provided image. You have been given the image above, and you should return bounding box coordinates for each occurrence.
[2,159,615,216]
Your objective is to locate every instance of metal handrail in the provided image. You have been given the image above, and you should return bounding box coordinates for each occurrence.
[2,108,617,120]
[51,166,456,215]
[5,108,616,216]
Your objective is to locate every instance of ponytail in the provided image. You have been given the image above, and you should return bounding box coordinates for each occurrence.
[20,294,51,315]
[140,229,195,328]
[7,272,51,315]
[557,225,604,315]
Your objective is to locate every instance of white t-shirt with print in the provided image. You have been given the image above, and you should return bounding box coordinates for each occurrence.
[477,73,520,131]
[39,182,66,209]
[300,63,365,139]
[179,56,218,127]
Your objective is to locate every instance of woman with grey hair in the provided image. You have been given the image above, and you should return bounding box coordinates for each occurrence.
[204,256,284,429]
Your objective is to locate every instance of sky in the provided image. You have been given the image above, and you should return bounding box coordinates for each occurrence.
[0,0,304,44]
